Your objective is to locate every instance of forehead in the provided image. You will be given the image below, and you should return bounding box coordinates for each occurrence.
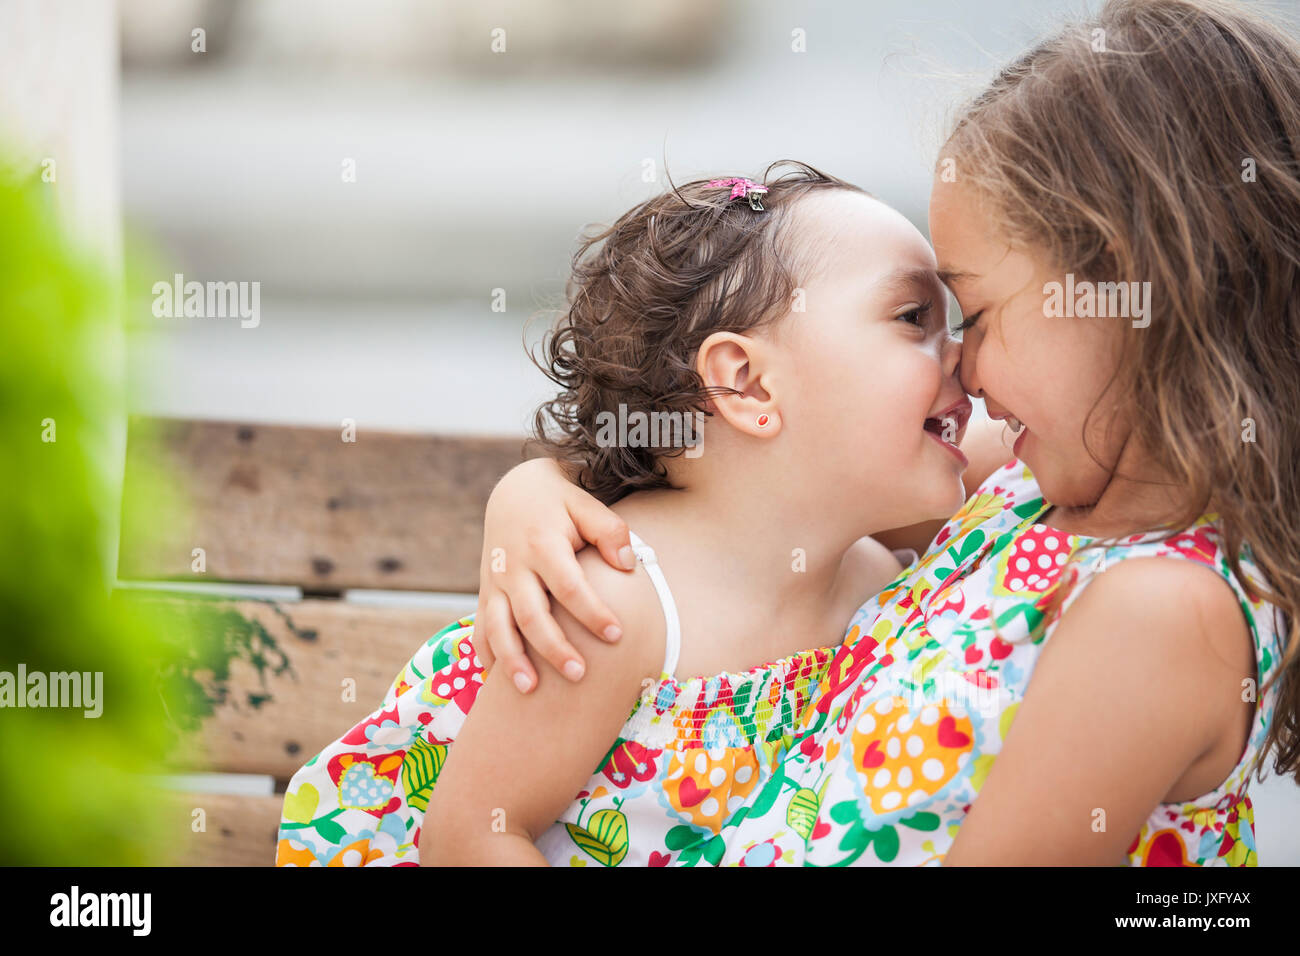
[929,178,1043,292]
[928,177,998,276]
[787,190,937,287]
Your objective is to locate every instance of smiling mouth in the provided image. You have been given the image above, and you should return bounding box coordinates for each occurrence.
[923,399,972,465]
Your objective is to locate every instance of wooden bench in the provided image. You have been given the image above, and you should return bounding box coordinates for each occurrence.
[117,417,529,866]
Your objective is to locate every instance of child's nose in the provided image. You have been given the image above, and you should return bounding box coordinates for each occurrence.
[957,337,980,398]
[941,333,962,381]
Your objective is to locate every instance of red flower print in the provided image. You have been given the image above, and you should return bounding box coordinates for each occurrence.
[960,669,998,690]
[1142,830,1192,866]
[341,703,402,745]
[601,740,660,788]
[327,751,404,818]
[816,637,879,717]
[1161,526,1217,566]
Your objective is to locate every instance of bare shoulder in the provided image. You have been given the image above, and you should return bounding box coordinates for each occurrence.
[553,545,669,681]
[1062,556,1249,666]
[1045,555,1254,740]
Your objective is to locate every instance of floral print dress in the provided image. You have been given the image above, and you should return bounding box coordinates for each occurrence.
[276,531,838,866]
[716,458,1285,866]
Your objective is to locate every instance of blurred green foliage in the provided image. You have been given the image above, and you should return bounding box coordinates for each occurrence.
[0,165,171,863]
[0,162,293,864]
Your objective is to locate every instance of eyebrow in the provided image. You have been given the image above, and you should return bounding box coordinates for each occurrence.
[937,269,977,285]
[871,267,945,297]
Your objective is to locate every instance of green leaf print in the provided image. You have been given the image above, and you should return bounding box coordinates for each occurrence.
[661,826,724,867]
[665,824,701,851]
[942,529,987,568]
[565,808,630,867]
[835,822,872,864]
[315,816,347,844]
[703,834,727,865]
[829,799,860,824]
[809,799,876,866]
[995,600,1044,637]
[899,811,941,832]
[401,737,446,813]
[825,817,900,864]
[677,845,703,867]
[426,638,456,675]
[1013,497,1045,518]
[733,681,758,741]
[786,787,820,840]
[871,824,900,862]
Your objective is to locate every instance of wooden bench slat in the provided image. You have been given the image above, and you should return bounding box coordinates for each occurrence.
[119,417,529,591]
[160,792,285,866]
[155,597,470,781]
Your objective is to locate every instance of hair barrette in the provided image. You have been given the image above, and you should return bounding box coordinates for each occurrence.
[705,177,769,211]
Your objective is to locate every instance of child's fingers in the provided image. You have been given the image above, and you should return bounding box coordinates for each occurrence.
[536,535,624,644]
[473,590,500,676]
[566,493,635,574]
[506,575,589,684]
[478,592,537,693]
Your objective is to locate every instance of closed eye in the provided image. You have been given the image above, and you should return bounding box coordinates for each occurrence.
[953,310,982,334]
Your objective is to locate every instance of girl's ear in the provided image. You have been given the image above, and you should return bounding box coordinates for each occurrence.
[696,331,781,437]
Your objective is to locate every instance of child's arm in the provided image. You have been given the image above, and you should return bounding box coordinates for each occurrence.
[472,417,1014,692]
[420,547,664,865]
[944,557,1255,865]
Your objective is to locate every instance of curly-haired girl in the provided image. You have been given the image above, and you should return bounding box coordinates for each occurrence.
[275,160,990,865]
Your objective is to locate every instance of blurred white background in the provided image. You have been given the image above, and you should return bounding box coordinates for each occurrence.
[120,0,1064,433]
[109,0,1300,863]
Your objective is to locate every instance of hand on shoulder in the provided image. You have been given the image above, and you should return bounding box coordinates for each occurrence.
[554,545,671,686]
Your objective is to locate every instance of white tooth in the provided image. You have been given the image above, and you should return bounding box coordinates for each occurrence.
[1007,416,1023,431]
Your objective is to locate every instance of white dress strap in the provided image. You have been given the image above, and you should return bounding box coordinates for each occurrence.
[626,530,681,679]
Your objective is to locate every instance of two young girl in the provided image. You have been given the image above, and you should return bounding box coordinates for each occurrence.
[278,0,1299,866]
[277,160,981,865]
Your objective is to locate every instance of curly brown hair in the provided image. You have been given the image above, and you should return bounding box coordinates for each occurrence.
[529,159,868,505]
[943,0,1300,782]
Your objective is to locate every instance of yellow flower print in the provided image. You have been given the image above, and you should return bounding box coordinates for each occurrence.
[948,492,1007,540]
[849,697,974,815]
[662,746,760,833]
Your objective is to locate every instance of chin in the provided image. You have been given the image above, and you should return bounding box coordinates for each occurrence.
[1020,452,1104,509]
[916,472,968,522]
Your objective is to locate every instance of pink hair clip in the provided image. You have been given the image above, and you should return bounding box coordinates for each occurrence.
[705,177,769,211]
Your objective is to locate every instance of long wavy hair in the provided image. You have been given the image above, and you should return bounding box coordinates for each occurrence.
[944,0,1300,781]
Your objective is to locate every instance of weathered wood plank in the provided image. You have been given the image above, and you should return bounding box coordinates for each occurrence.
[159,792,285,867]
[158,598,472,781]
[119,417,530,591]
